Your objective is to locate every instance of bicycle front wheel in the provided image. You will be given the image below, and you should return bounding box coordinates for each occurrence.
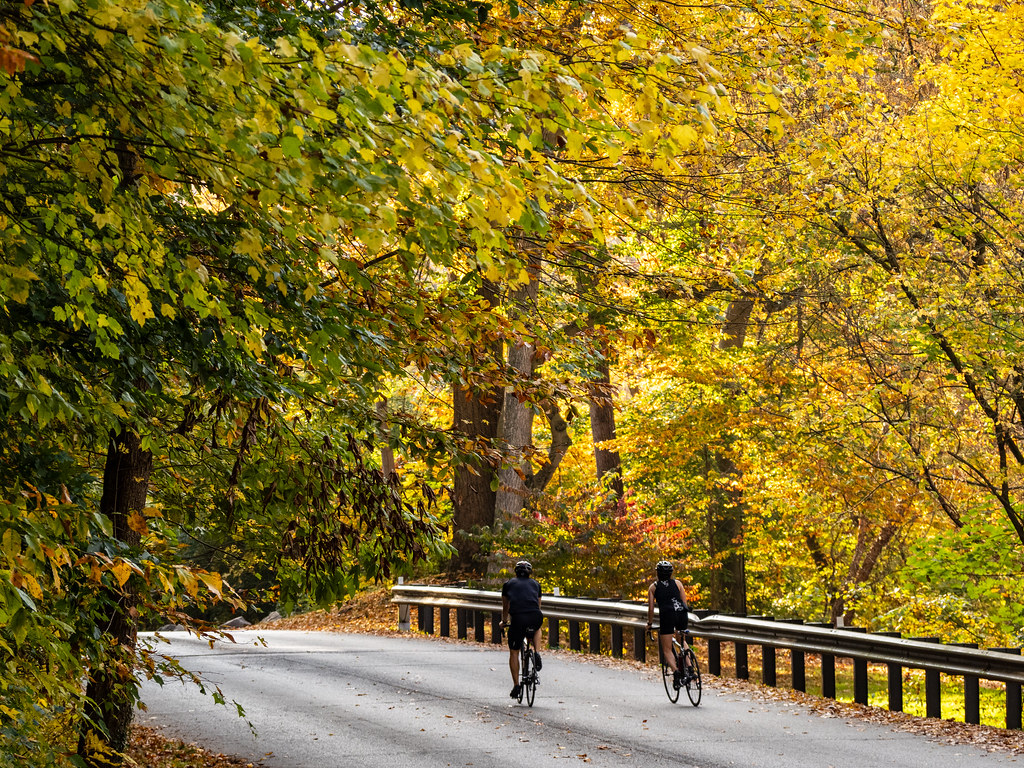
[661,657,680,704]
[683,648,702,707]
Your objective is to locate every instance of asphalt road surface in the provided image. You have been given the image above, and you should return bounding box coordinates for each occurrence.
[138,630,1021,768]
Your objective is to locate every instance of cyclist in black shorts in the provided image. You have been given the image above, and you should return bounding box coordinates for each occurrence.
[501,560,544,698]
[646,560,692,684]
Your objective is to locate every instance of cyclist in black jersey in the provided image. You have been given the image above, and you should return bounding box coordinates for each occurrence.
[646,560,692,684]
[500,560,543,698]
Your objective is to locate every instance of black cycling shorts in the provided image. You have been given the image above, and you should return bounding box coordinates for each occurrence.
[507,610,543,650]
[659,608,688,636]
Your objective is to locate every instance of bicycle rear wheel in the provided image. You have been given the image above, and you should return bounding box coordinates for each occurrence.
[683,648,702,707]
[517,648,529,704]
[660,653,680,704]
[525,651,537,707]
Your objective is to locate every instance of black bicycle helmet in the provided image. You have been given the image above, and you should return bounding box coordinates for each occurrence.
[514,560,533,577]
[656,560,673,579]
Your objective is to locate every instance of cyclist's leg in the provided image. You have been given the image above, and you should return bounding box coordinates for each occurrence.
[677,632,690,670]
[507,618,523,691]
[659,632,677,672]
[509,646,519,686]
[529,626,543,670]
[659,608,679,672]
[674,610,691,673]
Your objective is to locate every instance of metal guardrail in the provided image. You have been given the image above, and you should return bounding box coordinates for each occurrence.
[392,584,650,626]
[391,583,1024,729]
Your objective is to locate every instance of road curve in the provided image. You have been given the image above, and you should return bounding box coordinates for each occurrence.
[138,630,1019,768]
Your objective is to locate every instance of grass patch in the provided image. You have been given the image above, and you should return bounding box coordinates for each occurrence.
[699,642,1014,728]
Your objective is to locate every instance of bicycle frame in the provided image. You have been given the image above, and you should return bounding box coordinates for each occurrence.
[651,629,702,706]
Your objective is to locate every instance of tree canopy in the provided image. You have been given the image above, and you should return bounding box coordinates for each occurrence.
[2,0,1024,764]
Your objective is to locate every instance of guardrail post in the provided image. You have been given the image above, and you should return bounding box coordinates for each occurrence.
[965,673,980,725]
[425,606,436,635]
[926,668,941,718]
[490,612,502,644]
[548,618,560,648]
[612,625,624,658]
[395,578,409,631]
[791,649,805,692]
[633,627,646,663]
[952,642,978,724]
[911,637,941,718]
[763,645,776,687]
[844,627,869,704]
[822,653,836,699]
[752,616,776,687]
[708,638,721,676]
[888,661,904,713]
[993,647,1023,729]
[735,641,749,680]
[439,607,450,637]
[569,620,581,651]
[877,632,902,712]
[417,605,425,632]
[853,657,868,705]
[781,620,805,691]
[588,621,601,654]
[456,608,467,639]
[474,610,485,642]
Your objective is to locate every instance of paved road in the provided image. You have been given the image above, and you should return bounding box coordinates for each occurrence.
[139,630,1020,768]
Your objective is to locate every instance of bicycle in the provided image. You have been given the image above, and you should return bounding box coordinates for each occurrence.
[517,639,539,706]
[500,623,540,707]
[650,629,702,706]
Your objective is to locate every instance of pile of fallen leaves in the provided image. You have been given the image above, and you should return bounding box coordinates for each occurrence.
[253,584,399,634]
[252,574,474,634]
[127,724,252,768]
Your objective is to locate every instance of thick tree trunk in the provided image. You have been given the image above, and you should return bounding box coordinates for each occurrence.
[588,356,624,500]
[705,297,754,614]
[494,373,534,521]
[495,271,540,522]
[451,279,502,571]
[452,385,502,569]
[78,428,153,767]
[705,449,747,613]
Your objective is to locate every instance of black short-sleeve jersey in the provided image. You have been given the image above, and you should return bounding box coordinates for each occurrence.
[502,576,542,615]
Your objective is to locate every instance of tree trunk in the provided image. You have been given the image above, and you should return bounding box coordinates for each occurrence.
[527,400,572,493]
[493,371,534,521]
[376,399,396,477]
[705,448,747,613]
[451,279,502,571]
[837,516,900,625]
[78,428,153,767]
[805,513,902,626]
[706,297,753,614]
[452,386,502,569]
[495,270,540,522]
[588,355,624,500]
